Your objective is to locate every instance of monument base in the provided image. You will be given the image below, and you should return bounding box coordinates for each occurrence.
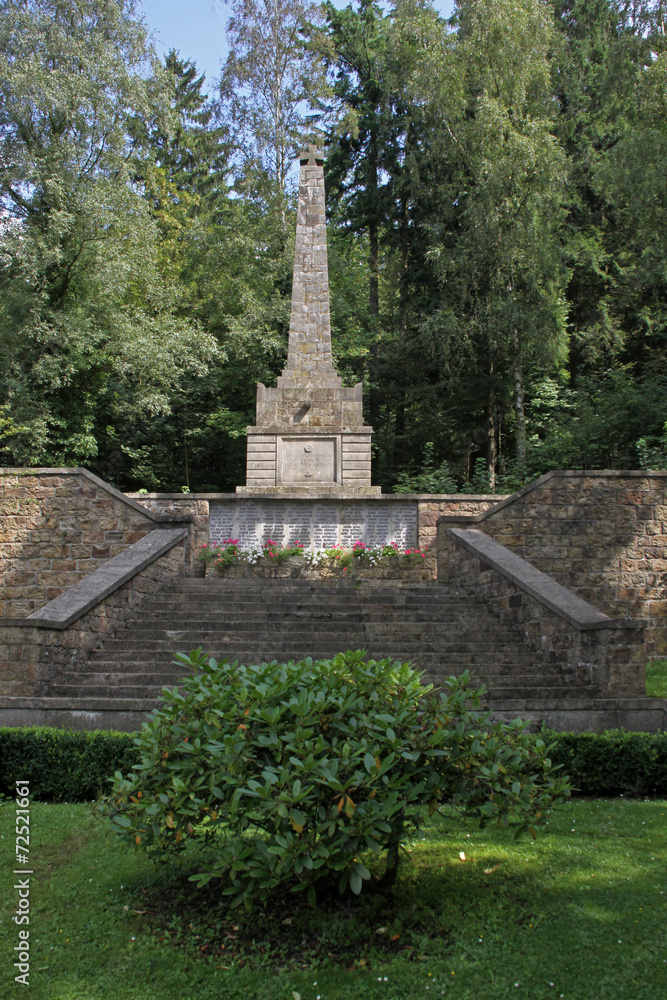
[242,427,377,493]
[235,485,382,496]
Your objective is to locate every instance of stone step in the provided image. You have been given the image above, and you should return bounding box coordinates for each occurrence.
[93,629,525,649]
[85,644,531,665]
[49,683,175,699]
[134,600,472,616]
[69,663,552,685]
[128,609,484,625]
[48,681,588,702]
[53,574,594,712]
[57,665,571,698]
[140,584,457,599]
[112,611,512,627]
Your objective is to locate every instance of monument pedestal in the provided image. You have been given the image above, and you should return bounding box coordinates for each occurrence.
[238,426,380,495]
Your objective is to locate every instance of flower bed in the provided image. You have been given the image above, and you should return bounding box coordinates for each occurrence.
[196,540,429,579]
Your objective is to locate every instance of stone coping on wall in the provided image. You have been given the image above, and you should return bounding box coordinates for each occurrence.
[0,527,187,629]
[445,527,647,632]
[127,491,506,502]
[0,467,193,523]
[436,469,667,526]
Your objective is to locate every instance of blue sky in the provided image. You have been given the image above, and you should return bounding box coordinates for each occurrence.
[139,1,454,85]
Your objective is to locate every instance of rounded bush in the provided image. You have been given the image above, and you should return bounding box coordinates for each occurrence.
[105,650,569,907]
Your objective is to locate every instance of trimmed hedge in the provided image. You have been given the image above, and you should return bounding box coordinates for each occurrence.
[545,729,667,796]
[0,727,139,801]
[0,726,666,802]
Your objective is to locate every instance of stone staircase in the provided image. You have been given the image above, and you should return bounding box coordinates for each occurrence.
[46,577,594,717]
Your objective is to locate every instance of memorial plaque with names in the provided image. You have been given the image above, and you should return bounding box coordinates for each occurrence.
[340,504,366,548]
[392,503,418,548]
[285,504,313,546]
[236,502,262,548]
[261,501,287,545]
[366,506,391,548]
[312,504,339,548]
[209,499,418,552]
[209,503,235,545]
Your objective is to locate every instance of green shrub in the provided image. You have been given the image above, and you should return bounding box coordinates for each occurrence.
[0,727,138,801]
[545,729,667,796]
[103,650,569,908]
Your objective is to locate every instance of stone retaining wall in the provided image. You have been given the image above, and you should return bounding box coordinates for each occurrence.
[0,468,192,617]
[0,538,187,698]
[128,492,504,579]
[440,471,667,656]
[438,528,647,695]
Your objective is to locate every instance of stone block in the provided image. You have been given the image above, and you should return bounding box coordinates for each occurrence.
[127,531,148,544]
[342,461,371,471]
[247,461,277,471]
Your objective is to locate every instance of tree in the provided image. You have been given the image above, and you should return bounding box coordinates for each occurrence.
[444,0,569,481]
[218,0,325,208]
[0,0,217,469]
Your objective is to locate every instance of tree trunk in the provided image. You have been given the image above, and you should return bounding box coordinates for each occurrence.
[486,330,496,491]
[511,325,527,471]
[368,127,381,430]
[486,390,497,492]
[378,817,404,888]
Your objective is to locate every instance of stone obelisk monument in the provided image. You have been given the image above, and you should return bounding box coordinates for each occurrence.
[238,145,379,494]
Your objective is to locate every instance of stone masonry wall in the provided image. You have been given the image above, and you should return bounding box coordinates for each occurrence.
[127,494,208,576]
[438,530,647,696]
[0,469,171,617]
[473,472,667,657]
[0,538,187,697]
[128,493,505,580]
[416,496,504,575]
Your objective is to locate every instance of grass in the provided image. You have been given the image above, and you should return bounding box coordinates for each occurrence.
[1,798,666,999]
[646,660,667,698]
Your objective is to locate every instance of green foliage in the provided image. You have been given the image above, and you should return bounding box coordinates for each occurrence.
[1,798,666,998]
[1,721,665,808]
[637,424,667,471]
[394,443,460,494]
[645,659,667,698]
[545,728,667,796]
[3,0,667,489]
[0,726,137,801]
[104,650,568,908]
[218,0,325,198]
[0,0,218,471]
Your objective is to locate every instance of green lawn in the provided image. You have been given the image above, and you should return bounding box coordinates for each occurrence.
[646,660,667,698]
[1,798,666,1000]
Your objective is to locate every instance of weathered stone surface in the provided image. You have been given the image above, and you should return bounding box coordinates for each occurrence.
[241,147,378,493]
[25,528,187,628]
[438,525,648,696]
[438,470,667,656]
[0,468,195,616]
[210,497,420,551]
[0,537,189,699]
